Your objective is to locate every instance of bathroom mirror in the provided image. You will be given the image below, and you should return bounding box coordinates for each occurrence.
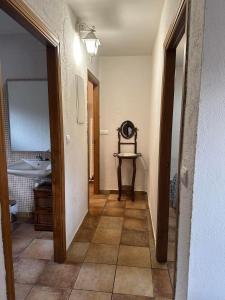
[120,120,136,139]
[7,79,50,151]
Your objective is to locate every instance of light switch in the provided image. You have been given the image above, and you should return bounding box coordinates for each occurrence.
[181,166,188,187]
[100,130,109,135]
[66,134,71,144]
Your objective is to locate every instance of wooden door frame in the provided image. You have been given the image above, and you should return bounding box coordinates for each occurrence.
[88,70,100,194]
[0,1,66,299]
[156,0,188,263]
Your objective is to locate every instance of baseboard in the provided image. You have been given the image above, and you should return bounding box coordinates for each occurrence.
[100,189,147,195]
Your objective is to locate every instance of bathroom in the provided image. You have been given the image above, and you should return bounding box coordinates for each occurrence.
[0,9,54,260]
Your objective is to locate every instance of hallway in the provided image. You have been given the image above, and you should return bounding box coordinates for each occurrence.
[13,189,175,299]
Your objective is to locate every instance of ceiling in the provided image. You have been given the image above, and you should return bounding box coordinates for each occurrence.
[0,10,27,35]
[67,0,165,56]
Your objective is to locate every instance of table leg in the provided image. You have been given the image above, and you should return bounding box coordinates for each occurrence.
[131,158,136,201]
[117,158,122,201]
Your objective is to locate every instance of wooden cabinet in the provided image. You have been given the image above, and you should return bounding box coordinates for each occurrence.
[33,183,53,231]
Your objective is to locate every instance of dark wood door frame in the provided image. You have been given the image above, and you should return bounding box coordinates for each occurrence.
[0,1,66,299]
[88,70,100,194]
[156,0,188,263]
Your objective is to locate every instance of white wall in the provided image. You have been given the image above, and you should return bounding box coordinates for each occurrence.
[148,0,181,237]
[170,66,183,180]
[99,56,151,192]
[187,0,225,298]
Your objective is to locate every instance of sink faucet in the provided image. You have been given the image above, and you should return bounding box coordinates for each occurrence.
[36,154,43,161]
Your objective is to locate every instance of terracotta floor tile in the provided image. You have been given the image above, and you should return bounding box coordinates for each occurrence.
[74,228,95,242]
[38,262,81,288]
[149,243,167,270]
[152,269,173,298]
[114,266,154,297]
[14,258,47,284]
[26,286,71,300]
[98,216,124,230]
[21,239,53,260]
[15,283,32,300]
[92,194,107,199]
[125,209,147,220]
[74,263,116,292]
[167,242,176,262]
[82,216,100,229]
[126,201,147,210]
[12,237,32,257]
[67,242,90,263]
[167,262,175,287]
[121,230,149,247]
[118,245,151,268]
[69,290,112,300]
[123,218,148,232]
[89,198,107,208]
[93,227,122,245]
[88,207,104,216]
[102,207,124,217]
[108,194,120,201]
[105,200,126,208]
[85,243,119,264]
[112,294,153,300]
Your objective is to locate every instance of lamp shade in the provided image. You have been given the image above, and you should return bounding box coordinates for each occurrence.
[83,31,100,56]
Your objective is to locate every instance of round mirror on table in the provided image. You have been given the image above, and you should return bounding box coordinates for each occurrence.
[120,120,136,139]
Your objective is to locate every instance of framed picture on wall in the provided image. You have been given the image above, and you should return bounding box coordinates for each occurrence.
[75,74,85,124]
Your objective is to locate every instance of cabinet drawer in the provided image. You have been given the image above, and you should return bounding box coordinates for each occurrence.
[35,197,52,209]
[35,212,53,225]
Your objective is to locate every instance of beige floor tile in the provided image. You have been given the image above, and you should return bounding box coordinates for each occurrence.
[26,286,71,300]
[85,243,119,264]
[92,227,122,245]
[124,209,147,220]
[102,207,124,217]
[69,290,112,300]
[14,258,47,284]
[118,245,151,268]
[38,262,81,288]
[169,207,176,218]
[12,223,39,239]
[92,194,107,199]
[167,262,175,287]
[89,198,106,208]
[105,200,126,208]
[123,218,148,232]
[36,231,53,240]
[169,217,177,228]
[114,266,154,297]
[21,239,53,260]
[15,283,32,300]
[168,227,176,243]
[98,216,124,230]
[12,237,32,257]
[82,216,100,229]
[67,242,90,263]
[149,245,168,270]
[152,269,173,298]
[74,263,116,292]
[74,228,95,242]
[112,294,153,300]
[126,201,146,210]
[121,230,149,247]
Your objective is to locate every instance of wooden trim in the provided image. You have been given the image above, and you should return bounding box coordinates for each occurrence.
[0,64,15,300]
[88,70,100,194]
[0,1,66,299]
[156,0,188,263]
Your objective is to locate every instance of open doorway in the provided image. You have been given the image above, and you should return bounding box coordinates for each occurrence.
[155,0,187,295]
[0,2,65,299]
[87,70,100,200]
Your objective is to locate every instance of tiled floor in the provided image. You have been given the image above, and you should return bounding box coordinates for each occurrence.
[13,190,174,300]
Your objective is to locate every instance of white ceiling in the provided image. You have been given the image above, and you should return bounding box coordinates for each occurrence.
[0,10,27,35]
[67,0,165,56]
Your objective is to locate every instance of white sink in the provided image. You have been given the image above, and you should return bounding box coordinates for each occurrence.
[7,159,51,179]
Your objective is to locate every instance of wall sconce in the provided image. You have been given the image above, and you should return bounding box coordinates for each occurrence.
[79,23,101,56]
